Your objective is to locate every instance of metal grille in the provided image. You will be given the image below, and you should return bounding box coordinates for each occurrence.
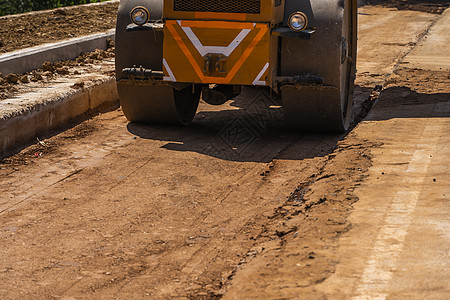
[173,0,261,14]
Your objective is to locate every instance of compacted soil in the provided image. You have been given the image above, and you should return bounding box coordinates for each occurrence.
[0,2,449,300]
[0,1,118,53]
[370,0,450,14]
[0,2,117,101]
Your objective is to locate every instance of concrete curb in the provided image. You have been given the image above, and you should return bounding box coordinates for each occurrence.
[0,30,115,75]
[0,77,118,156]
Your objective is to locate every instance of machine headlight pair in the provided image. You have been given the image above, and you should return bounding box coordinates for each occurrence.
[130,6,149,26]
[288,12,308,32]
[131,7,307,31]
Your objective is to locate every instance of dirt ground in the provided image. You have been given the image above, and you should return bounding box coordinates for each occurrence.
[0,1,118,53]
[370,0,450,14]
[0,3,449,300]
[0,45,115,100]
[222,67,450,299]
[0,2,118,101]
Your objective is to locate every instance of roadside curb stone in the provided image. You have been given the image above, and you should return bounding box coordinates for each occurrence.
[0,30,115,76]
[0,76,118,156]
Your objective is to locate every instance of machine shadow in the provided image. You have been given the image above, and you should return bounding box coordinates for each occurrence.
[366,86,450,121]
[365,0,450,14]
[127,88,347,163]
[127,84,449,163]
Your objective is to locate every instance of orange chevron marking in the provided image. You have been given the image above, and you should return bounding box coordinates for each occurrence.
[166,20,268,84]
[166,21,204,82]
[224,24,267,82]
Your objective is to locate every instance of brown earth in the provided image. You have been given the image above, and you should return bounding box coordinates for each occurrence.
[0,2,118,101]
[0,4,448,300]
[223,67,450,299]
[370,0,450,14]
[0,44,115,100]
[0,106,375,299]
[0,1,118,54]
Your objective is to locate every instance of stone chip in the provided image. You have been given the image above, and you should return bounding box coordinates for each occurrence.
[6,74,19,84]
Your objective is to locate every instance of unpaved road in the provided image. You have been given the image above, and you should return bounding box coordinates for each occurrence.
[1,5,449,299]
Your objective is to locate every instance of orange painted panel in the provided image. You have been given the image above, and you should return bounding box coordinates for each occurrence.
[163,20,270,86]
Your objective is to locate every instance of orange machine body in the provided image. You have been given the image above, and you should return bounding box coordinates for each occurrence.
[162,0,284,87]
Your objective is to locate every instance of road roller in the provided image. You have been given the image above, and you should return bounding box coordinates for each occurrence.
[115,0,357,132]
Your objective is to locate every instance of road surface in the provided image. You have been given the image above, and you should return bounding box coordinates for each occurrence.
[0,5,448,299]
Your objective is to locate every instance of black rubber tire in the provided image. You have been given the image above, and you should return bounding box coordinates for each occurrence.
[115,0,200,125]
[281,0,357,132]
[118,83,201,125]
[115,0,164,80]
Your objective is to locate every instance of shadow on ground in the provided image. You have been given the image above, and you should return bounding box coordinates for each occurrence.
[367,86,450,121]
[128,86,375,163]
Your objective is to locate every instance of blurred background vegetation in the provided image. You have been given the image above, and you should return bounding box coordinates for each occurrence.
[0,0,111,16]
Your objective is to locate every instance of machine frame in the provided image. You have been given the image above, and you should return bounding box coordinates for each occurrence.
[115,0,357,132]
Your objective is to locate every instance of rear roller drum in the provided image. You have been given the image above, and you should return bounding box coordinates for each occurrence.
[115,0,199,125]
[281,0,357,132]
[118,83,201,125]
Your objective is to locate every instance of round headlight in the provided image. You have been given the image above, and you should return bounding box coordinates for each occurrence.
[130,6,149,26]
[288,12,308,32]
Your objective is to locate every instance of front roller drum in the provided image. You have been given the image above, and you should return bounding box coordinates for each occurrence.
[281,0,357,132]
[117,83,201,125]
[282,86,348,132]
